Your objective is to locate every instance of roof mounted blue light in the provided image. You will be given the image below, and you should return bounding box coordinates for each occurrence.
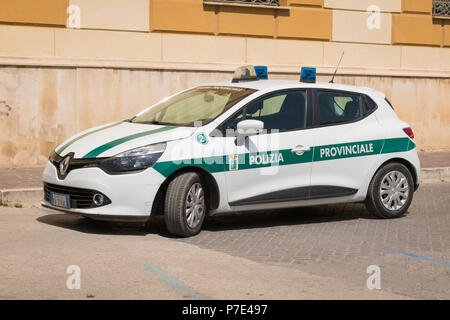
[254,66,268,80]
[300,67,316,83]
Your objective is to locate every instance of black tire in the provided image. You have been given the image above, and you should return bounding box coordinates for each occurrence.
[365,162,414,219]
[164,172,207,237]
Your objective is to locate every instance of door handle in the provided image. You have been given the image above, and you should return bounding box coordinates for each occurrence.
[291,145,310,155]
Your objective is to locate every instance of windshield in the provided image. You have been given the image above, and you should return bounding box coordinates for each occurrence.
[132,86,257,127]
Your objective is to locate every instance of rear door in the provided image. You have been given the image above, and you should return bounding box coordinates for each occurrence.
[309,89,382,196]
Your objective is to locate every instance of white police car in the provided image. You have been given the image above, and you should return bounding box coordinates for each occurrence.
[42,66,420,237]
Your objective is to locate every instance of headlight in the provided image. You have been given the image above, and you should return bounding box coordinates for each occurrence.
[99,143,166,173]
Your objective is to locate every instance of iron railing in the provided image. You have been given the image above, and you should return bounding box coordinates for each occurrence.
[432,0,450,18]
[204,0,280,6]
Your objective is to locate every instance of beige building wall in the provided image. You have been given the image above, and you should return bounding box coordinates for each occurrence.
[332,10,392,44]
[2,25,449,74]
[324,0,401,12]
[0,25,55,57]
[246,38,324,66]
[162,34,246,64]
[0,0,449,166]
[0,67,230,166]
[0,66,448,167]
[54,28,162,60]
[68,0,150,32]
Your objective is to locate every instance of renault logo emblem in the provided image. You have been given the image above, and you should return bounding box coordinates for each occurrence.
[59,155,71,176]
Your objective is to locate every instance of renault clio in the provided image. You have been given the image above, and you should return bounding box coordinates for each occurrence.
[42,66,420,237]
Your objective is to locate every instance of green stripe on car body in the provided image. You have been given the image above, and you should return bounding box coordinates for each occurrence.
[82,126,176,158]
[152,137,415,178]
[56,121,123,155]
[383,137,416,153]
[314,139,383,162]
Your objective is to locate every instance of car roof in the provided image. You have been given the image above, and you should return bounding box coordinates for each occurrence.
[203,80,386,99]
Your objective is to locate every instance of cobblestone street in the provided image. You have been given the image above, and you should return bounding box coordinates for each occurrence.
[1,182,448,299]
[169,182,450,299]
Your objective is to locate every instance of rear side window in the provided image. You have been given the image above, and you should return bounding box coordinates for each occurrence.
[317,90,362,125]
[363,95,377,116]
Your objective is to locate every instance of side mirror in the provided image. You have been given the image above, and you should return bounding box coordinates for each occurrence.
[235,119,264,146]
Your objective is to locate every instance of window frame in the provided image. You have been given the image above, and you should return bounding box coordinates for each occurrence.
[213,88,314,136]
[432,0,450,19]
[311,89,378,129]
[204,0,282,8]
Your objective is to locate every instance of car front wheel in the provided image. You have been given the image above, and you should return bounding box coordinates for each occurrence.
[164,172,207,237]
[366,162,414,219]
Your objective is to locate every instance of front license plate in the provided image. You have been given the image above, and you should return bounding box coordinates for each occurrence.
[50,192,70,209]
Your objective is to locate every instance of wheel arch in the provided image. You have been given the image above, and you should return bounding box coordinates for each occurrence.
[151,166,220,216]
[372,157,419,191]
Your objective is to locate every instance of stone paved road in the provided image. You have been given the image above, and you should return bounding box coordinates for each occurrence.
[0,208,405,300]
[1,182,448,299]
[162,182,450,299]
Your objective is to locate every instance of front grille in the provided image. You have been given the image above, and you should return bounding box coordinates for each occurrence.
[44,183,111,209]
[49,151,106,179]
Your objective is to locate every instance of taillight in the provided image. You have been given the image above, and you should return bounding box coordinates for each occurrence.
[403,127,414,139]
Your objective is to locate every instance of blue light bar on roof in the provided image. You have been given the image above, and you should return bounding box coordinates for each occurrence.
[254,66,268,80]
[300,67,316,83]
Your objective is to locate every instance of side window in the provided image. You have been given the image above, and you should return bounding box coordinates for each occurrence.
[248,95,286,117]
[363,95,377,116]
[225,90,308,132]
[317,91,362,125]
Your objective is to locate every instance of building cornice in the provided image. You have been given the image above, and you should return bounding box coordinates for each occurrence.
[0,56,449,79]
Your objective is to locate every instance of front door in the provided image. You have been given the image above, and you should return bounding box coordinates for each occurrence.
[220,89,314,207]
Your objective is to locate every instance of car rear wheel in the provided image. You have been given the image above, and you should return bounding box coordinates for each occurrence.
[365,162,414,219]
[164,172,207,237]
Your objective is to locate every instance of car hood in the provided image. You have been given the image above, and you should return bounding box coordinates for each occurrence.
[55,121,195,159]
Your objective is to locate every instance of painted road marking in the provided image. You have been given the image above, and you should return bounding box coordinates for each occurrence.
[139,263,209,300]
[381,247,450,267]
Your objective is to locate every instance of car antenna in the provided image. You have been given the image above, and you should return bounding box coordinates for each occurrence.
[329,52,344,84]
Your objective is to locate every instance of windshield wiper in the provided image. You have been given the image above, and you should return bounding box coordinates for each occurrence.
[185,118,212,126]
[320,120,348,126]
[124,116,136,122]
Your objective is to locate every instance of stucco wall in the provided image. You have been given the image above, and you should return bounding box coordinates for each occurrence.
[0,67,230,166]
[0,1,449,166]
[0,66,448,167]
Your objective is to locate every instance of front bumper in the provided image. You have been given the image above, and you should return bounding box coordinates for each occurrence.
[41,160,165,220]
[41,201,149,222]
